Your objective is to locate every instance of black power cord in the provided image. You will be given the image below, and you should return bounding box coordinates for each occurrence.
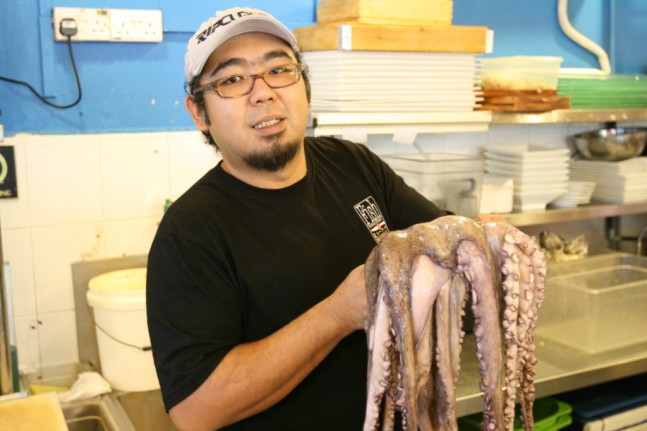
[0,18,82,109]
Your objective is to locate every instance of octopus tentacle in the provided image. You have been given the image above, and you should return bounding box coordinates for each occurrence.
[500,238,522,431]
[364,277,396,431]
[449,275,468,389]
[430,275,459,431]
[365,231,425,430]
[457,239,504,431]
[518,235,546,431]
[411,255,448,431]
[364,216,545,431]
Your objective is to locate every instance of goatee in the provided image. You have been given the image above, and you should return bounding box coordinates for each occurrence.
[244,136,300,172]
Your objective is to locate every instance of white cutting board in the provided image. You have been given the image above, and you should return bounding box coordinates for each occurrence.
[0,392,68,431]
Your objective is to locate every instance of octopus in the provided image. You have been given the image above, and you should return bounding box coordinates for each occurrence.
[363,215,546,431]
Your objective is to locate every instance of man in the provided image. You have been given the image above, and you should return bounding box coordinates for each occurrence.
[147,7,449,430]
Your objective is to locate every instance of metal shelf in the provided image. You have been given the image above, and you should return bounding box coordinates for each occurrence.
[308,109,647,136]
[308,111,492,136]
[492,108,647,125]
[499,201,647,227]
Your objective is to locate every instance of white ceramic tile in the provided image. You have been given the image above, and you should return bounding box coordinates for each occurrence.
[0,134,32,228]
[14,314,41,373]
[25,134,103,226]
[168,131,220,200]
[38,310,79,368]
[100,133,170,220]
[2,227,36,316]
[31,223,106,313]
[104,218,159,258]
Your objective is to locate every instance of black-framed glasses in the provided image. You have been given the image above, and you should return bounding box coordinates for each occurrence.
[196,63,303,99]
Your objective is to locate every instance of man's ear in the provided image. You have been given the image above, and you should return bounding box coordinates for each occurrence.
[185,95,209,132]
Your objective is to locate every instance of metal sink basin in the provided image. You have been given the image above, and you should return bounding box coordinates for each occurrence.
[117,389,177,431]
[537,252,647,353]
[62,394,135,431]
[26,364,176,431]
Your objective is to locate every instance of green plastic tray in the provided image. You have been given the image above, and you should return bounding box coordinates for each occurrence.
[458,397,572,431]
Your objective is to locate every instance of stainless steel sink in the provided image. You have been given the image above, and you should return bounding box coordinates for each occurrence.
[61,394,135,431]
[117,389,177,431]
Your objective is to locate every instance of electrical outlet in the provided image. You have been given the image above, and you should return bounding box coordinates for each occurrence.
[53,7,110,41]
[52,7,163,42]
[110,9,163,43]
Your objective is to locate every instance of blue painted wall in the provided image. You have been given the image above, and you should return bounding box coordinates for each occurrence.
[1,0,645,136]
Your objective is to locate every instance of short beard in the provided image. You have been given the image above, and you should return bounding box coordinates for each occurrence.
[243,135,300,172]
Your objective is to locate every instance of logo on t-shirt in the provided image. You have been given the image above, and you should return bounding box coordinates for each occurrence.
[354,196,389,243]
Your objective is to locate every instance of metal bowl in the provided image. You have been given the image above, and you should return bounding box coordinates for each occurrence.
[572,128,647,161]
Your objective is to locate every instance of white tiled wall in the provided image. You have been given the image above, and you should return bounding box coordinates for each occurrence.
[2,121,645,375]
[1,131,219,374]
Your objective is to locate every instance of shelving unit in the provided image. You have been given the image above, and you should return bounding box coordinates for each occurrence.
[308,108,647,132]
[502,201,647,227]
[309,108,647,225]
[491,108,647,124]
[308,111,492,136]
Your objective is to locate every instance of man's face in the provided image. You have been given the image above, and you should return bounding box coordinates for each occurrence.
[187,32,310,175]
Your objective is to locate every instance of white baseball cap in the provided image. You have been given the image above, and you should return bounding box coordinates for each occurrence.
[184,7,297,81]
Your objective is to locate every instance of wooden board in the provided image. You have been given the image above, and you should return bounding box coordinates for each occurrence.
[478,90,570,113]
[294,23,490,53]
[317,0,453,26]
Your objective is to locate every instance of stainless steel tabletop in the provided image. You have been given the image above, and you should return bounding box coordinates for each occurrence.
[455,325,647,417]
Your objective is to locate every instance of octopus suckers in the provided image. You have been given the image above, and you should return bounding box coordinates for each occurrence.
[363,216,546,431]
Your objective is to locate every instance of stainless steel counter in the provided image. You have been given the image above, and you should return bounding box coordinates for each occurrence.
[501,201,647,228]
[456,328,647,416]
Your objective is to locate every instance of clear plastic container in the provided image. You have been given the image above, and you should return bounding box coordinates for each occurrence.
[481,56,563,90]
[536,253,647,353]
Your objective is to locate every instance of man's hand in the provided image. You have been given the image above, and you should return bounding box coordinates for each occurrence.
[327,265,368,332]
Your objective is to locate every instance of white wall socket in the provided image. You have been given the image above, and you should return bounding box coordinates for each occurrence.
[53,7,110,42]
[52,7,163,43]
[110,9,163,42]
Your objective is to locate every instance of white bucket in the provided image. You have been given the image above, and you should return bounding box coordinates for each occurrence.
[86,267,159,392]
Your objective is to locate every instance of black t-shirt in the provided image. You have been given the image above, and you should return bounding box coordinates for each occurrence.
[146,136,448,430]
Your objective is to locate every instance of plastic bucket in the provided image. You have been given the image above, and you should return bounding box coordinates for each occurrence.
[86,267,159,392]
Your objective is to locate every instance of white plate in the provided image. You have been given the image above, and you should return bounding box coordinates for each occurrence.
[485,144,570,160]
[486,166,569,182]
[485,153,569,163]
[513,190,567,212]
[484,150,569,164]
[485,159,569,173]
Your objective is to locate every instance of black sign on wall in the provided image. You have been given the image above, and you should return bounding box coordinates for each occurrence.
[0,146,17,198]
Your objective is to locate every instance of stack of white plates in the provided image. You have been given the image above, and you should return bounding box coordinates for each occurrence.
[549,181,596,208]
[483,144,570,212]
[570,157,647,203]
[302,51,482,112]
